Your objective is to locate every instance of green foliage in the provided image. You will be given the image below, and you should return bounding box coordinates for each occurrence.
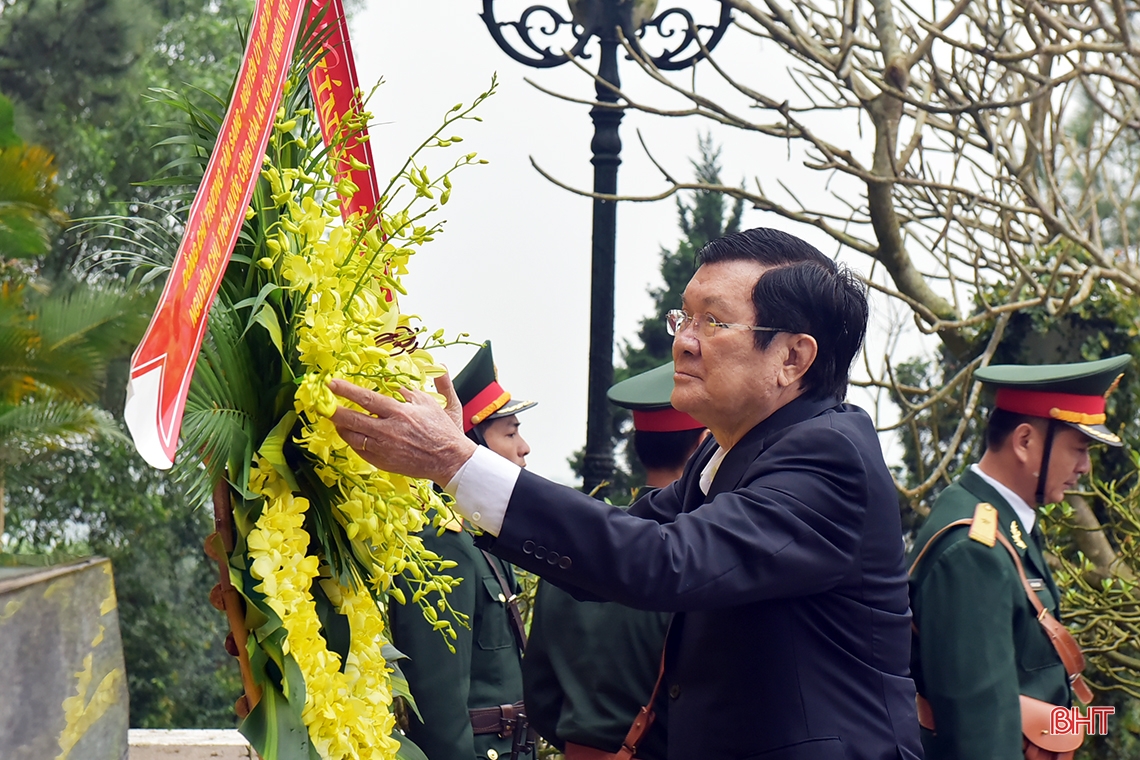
[0,0,252,274]
[0,0,256,728]
[4,436,242,728]
[0,277,147,471]
[1076,690,1140,759]
[622,135,744,378]
[0,90,18,148]
[0,277,149,403]
[0,102,64,260]
[571,135,742,494]
[0,391,124,464]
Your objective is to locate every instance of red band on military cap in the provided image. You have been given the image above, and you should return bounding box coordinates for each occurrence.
[994,387,1106,424]
[632,408,705,432]
[464,381,510,432]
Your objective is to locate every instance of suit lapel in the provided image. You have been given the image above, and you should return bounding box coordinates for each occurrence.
[705,396,841,501]
[682,436,720,511]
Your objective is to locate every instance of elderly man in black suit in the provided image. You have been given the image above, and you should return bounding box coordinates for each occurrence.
[330,228,923,760]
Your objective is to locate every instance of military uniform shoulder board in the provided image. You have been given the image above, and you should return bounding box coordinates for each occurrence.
[967,502,998,547]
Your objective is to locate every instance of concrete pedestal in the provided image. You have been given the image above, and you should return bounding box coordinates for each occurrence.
[128,729,254,759]
[0,556,130,760]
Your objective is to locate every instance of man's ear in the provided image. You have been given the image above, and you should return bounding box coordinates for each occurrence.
[1011,422,1037,465]
[779,333,818,388]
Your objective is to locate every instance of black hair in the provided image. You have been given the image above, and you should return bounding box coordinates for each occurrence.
[696,227,869,400]
[984,408,1041,451]
[467,424,488,448]
[633,428,706,471]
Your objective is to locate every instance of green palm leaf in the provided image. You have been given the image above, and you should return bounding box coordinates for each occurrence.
[0,279,148,403]
[0,119,65,259]
[0,393,126,467]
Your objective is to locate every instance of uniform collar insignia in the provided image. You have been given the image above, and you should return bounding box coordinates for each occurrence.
[1010,519,1028,550]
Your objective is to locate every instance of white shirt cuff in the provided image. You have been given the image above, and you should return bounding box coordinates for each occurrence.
[443,445,521,535]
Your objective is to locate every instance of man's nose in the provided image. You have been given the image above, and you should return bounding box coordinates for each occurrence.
[1077,451,1092,474]
[518,435,531,458]
[672,326,700,357]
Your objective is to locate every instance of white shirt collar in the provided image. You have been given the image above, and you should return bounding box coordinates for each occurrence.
[970,463,1036,533]
[699,446,730,495]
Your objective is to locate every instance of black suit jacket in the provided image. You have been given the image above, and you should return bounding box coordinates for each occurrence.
[481,396,923,760]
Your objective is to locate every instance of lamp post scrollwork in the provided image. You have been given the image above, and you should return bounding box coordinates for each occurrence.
[479,0,733,492]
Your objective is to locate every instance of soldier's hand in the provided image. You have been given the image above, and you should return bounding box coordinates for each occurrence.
[328,378,477,485]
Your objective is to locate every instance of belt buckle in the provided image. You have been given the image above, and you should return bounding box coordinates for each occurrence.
[508,707,534,759]
[498,703,517,738]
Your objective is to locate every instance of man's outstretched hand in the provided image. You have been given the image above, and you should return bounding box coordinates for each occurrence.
[328,374,476,485]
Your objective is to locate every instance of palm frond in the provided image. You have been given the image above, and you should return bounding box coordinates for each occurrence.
[0,280,148,403]
[176,287,284,503]
[74,207,184,284]
[0,395,126,467]
[0,144,64,260]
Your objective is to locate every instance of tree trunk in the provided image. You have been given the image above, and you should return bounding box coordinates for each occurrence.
[1068,494,1135,582]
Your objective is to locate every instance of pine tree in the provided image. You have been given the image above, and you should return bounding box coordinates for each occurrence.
[571,135,743,494]
[620,134,744,376]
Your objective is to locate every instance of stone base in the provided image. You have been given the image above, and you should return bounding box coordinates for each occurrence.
[0,556,130,760]
[128,729,254,759]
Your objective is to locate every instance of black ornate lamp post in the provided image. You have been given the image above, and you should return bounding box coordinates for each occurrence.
[480,0,732,492]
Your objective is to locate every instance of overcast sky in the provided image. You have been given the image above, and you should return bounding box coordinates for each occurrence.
[349,1,918,483]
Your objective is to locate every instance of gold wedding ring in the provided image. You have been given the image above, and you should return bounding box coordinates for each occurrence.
[362,436,369,452]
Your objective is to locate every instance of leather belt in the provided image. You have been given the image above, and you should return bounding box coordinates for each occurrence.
[470,701,526,737]
[916,694,936,731]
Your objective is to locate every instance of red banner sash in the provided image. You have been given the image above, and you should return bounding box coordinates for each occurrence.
[125,0,306,469]
[307,0,380,219]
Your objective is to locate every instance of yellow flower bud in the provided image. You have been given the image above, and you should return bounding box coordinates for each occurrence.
[336,177,360,198]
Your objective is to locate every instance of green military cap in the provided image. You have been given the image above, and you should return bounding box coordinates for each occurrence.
[975,354,1131,446]
[454,341,536,433]
[608,362,703,432]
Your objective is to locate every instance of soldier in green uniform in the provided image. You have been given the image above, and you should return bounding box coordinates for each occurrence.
[391,342,535,760]
[523,362,706,760]
[909,354,1130,760]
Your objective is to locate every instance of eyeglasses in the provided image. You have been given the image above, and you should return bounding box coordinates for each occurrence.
[665,309,786,338]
